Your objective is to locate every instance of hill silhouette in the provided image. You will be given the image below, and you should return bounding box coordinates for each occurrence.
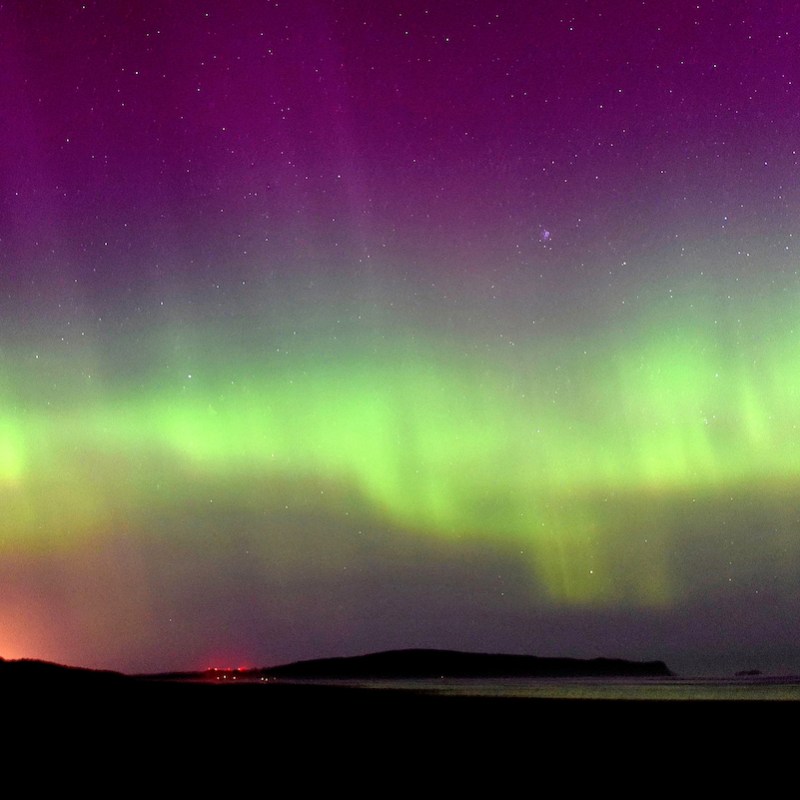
[260,648,673,680]
[0,656,130,685]
[2,648,672,686]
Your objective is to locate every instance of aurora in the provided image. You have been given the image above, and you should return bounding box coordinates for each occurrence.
[3,272,799,611]
[3,1,800,676]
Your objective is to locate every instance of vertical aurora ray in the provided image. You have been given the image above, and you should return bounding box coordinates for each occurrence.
[3,273,800,611]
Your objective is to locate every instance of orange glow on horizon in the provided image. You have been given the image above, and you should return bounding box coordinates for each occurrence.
[0,621,52,663]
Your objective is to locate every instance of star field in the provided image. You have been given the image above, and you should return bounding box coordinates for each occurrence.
[1,1,800,675]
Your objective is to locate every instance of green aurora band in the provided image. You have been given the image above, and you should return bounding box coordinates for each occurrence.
[2,277,799,607]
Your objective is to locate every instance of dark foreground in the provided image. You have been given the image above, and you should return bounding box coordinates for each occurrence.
[4,654,795,783]
[9,677,798,729]
[4,679,797,784]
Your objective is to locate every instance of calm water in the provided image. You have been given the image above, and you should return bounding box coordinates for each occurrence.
[326,675,800,701]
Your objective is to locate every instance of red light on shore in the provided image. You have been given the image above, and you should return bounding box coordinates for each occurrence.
[207,666,237,674]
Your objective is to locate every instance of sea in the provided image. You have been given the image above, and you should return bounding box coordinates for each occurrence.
[279,674,800,701]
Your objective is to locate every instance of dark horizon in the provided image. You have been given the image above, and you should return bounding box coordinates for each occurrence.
[2,639,794,681]
[1,646,676,680]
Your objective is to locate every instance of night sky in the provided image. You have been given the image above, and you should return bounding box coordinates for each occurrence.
[2,1,800,676]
